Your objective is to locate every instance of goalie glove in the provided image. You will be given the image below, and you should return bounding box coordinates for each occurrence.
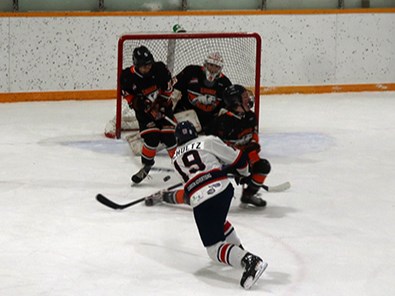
[192,94,217,106]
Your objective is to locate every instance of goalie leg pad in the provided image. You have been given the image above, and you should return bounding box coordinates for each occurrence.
[121,117,139,130]
[105,117,139,138]
[104,118,117,138]
[174,109,202,133]
[104,99,139,138]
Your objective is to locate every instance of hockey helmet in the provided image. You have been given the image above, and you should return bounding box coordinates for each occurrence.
[223,84,246,110]
[204,52,224,82]
[133,46,154,68]
[175,121,198,145]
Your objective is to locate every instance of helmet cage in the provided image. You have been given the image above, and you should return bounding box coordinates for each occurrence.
[204,52,224,82]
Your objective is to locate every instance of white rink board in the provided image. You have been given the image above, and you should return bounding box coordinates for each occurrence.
[0,13,394,92]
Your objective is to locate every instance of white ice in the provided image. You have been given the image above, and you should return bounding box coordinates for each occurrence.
[1,92,395,296]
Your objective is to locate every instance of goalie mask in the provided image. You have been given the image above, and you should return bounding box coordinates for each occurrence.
[204,52,224,82]
[133,46,154,70]
[175,121,198,145]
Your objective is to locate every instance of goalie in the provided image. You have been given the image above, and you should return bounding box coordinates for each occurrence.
[172,52,232,134]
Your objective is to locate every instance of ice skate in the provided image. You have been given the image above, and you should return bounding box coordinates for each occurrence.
[144,191,163,206]
[131,165,152,184]
[240,253,268,290]
[239,186,267,208]
[240,193,267,208]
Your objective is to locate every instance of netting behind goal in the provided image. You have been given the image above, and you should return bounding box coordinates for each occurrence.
[116,32,262,139]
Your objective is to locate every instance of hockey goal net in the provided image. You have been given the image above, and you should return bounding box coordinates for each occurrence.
[115,32,262,139]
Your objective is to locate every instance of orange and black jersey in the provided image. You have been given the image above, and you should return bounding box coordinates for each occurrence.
[120,61,173,123]
[173,65,232,132]
[209,110,259,151]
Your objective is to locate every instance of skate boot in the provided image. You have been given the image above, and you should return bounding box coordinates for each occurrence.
[240,185,266,208]
[131,165,152,184]
[240,253,268,290]
[145,191,163,206]
[240,194,267,208]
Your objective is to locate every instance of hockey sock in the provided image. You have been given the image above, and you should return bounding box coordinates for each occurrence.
[206,241,247,268]
[141,144,157,166]
[162,189,185,204]
[224,220,242,247]
[167,146,177,158]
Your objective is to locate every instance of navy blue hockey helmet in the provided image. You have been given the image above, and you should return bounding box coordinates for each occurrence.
[175,121,198,145]
[132,46,154,68]
[223,84,246,110]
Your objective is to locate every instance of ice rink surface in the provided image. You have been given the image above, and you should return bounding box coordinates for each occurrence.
[1,92,394,295]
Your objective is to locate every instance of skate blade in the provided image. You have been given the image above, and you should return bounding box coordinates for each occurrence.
[239,202,267,209]
[243,261,268,290]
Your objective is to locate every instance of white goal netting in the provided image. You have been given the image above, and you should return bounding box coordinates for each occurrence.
[115,32,262,138]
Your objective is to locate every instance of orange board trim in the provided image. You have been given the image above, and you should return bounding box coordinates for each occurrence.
[1,84,394,103]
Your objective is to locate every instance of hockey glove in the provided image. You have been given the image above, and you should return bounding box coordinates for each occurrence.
[244,141,261,154]
[235,175,251,186]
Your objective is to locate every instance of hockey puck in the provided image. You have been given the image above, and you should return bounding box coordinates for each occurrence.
[163,175,171,182]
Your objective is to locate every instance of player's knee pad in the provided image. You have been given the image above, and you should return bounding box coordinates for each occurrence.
[252,159,271,175]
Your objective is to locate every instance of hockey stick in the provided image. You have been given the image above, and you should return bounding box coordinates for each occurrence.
[96,182,183,210]
[164,115,177,126]
[227,173,291,193]
[261,181,291,192]
[151,166,175,173]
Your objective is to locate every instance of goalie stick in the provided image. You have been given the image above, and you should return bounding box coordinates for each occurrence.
[96,182,182,210]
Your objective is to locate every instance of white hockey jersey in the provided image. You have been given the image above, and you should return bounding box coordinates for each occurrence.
[172,135,249,207]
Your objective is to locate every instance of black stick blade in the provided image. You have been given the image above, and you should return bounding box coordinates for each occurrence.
[96,194,123,210]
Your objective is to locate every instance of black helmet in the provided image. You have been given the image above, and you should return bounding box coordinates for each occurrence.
[223,84,246,110]
[175,121,198,145]
[133,46,154,68]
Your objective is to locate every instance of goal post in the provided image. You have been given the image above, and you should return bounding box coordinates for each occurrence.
[116,32,262,139]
